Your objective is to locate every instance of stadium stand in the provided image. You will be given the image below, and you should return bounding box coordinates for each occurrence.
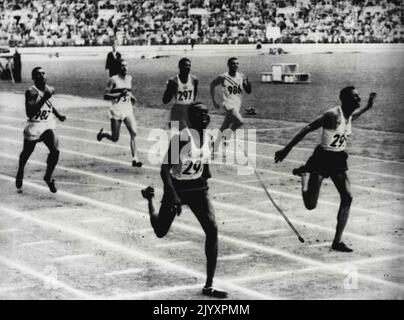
[0,0,402,47]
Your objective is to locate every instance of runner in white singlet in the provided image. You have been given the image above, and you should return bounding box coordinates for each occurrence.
[210,57,251,154]
[162,58,198,131]
[16,66,66,193]
[96,58,142,167]
[275,87,377,252]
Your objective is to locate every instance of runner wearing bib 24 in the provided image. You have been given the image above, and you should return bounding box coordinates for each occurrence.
[141,102,228,299]
[275,87,377,253]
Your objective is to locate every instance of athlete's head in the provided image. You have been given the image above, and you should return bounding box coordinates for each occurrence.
[178,58,191,75]
[188,102,210,130]
[340,86,361,110]
[112,43,117,52]
[31,66,46,85]
[227,57,239,72]
[118,59,128,75]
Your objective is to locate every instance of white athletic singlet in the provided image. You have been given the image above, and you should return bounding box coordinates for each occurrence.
[221,72,244,111]
[109,75,135,121]
[170,129,212,180]
[320,107,352,152]
[27,86,56,123]
[173,75,196,106]
[111,75,132,107]
[24,85,56,141]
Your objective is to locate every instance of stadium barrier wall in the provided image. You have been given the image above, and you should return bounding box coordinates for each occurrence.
[7,43,404,62]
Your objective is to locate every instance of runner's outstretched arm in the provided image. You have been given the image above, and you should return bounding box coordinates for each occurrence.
[352,92,377,121]
[275,115,323,163]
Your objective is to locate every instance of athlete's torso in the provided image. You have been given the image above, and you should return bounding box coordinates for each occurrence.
[170,129,212,181]
[110,75,132,106]
[27,85,55,123]
[172,74,196,105]
[221,72,244,109]
[320,106,352,152]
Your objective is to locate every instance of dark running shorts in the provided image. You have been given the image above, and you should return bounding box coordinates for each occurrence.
[299,145,348,178]
[160,188,214,217]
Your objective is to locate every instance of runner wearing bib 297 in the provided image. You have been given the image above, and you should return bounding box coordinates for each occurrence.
[162,58,198,131]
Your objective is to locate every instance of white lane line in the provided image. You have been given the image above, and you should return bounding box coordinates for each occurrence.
[0,152,400,249]
[0,228,18,234]
[53,254,94,262]
[0,204,276,300]
[256,229,288,235]
[110,283,203,300]
[227,254,404,283]
[209,176,404,220]
[216,217,250,224]
[81,217,112,223]
[130,227,154,233]
[2,133,402,221]
[1,177,402,292]
[105,268,143,277]
[2,117,404,180]
[0,254,94,299]
[229,253,404,284]
[242,176,286,184]
[2,121,404,196]
[61,115,404,166]
[155,241,194,248]
[214,192,241,197]
[20,240,55,247]
[218,254,249,261]
[0,285,35,293]
[307,242,332,248]
[255,126,299,132]
[56,123,404,181]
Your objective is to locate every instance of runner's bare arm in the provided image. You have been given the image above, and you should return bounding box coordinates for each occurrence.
[210,76,223,109]
[52,107,66,122]
[275,115,324,163]
[160,140,182,209]
[193,78,199,101]
[242,74,252,94]
[352,92,377,121]
[162,79,177,104]
[103,78,121,100]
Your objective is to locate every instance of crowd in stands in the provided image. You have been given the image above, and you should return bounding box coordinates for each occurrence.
[0,0,402,47]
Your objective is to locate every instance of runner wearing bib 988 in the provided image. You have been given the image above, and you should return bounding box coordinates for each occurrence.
[97,59,142,167]
[16,66,66,194]
[275,87,377,253]
[162,58,198,131]
[210,57,251,153]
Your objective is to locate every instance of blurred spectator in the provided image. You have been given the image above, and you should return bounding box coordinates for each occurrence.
[12,47,21,82]
[0,0,402,46]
